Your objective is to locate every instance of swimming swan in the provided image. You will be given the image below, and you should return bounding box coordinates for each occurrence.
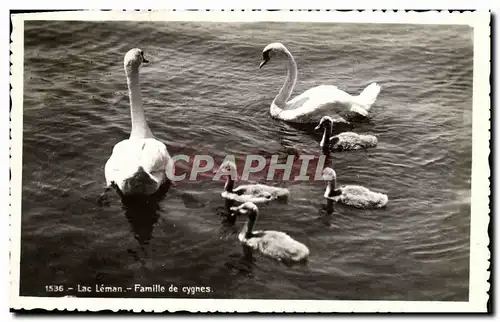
[315,116,378,154]
[322,167,388,209]
[217,160,289,204]
[230,202,310,262]
[102,48,174,199]
[260,42,381,123]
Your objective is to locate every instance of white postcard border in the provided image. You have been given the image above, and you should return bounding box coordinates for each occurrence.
[9,10,490,313]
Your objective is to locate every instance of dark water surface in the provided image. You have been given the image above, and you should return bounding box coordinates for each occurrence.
[21,21,473,300]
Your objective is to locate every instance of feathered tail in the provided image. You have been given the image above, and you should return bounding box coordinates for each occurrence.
[350,83,381,116]
[123,166,157,195]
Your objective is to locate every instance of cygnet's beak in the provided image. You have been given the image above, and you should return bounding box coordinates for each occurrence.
[142,57,149,64]
[259,59,269,68]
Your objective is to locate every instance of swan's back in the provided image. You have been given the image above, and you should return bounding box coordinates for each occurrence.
[280,85,355,123]
[239,230,309,262]
[220,191,273,204]
[337,185,388,209]
[222,184,289,204]
[331,132,378,150]
[234,184,289,198]
[105,138,170,195]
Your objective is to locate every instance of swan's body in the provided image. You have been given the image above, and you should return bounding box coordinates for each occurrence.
[322,168,388,209]
[260,43,381,123]
[329,132,378,151]
[104,48,173,197]
[221,184,289,204]
[217,161,289,204]
[231,202,309,263]
[315,116,378,154]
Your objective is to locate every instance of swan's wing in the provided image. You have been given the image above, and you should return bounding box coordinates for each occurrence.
[138,139,171,182]
[257,231,309,261]
[231,185,250,195]
[104,154,119,186]
[234,184,289,199]
[350,105,368,116]
[221,191,272,204]
[288,85,355,109]
[341,185,372,196]
[233,184,272,197]
[277,85,357,123]
[340,185,388,208]
[266,186,290,198]
[330,132,378,150]
[104,140,138,186]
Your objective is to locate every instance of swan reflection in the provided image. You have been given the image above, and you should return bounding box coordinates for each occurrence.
[121,182,171,248]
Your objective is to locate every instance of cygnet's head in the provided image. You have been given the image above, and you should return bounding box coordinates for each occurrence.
[314,116,334,131]
[219,160,236,172]
[230,202,259,217]
[321,167,337,181]
[214,160,237,175]
[259,42,287,68]
[124,48,149,70]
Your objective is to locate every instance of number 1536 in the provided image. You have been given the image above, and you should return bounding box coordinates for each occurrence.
[45,285,64,292]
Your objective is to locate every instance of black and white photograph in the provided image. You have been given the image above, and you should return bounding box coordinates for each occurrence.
[9,10,490,313]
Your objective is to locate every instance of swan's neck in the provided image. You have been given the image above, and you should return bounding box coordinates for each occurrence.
[243,212,258,239]
[271,49,298,115]
[224,176,234,192]
[320,123,332,154]
[223,163,238,192]
[326,178,337,197]
[126,67,153,139]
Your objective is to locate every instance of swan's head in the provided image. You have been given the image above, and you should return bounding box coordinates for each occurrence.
[124,48,149,70]
[314,116,334,131]
[214,160,238,184]
[214,160,237,176]
[230,202,259,217]
[321,167,337,181]
[259,42,287,68]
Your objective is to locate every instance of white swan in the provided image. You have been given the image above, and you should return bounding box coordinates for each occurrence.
[315,116,378,154]
[230,202,310,263]
[217,160,289,204]
[103,48,173,198]
[260,42,381,123]
[322,167,388,209]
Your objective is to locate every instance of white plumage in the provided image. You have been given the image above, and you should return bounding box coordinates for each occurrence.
[260,42,381,123]
[104,48,173,197]
[231,202,309,263]
[322,168,388,209]
[315,116,378,153]
[217,160,289,204]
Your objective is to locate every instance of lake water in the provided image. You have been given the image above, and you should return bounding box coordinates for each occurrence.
[20,20,473,300]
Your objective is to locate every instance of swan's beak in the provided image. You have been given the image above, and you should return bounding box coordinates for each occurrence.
[259,59,269,68]
[314,124,321,131]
